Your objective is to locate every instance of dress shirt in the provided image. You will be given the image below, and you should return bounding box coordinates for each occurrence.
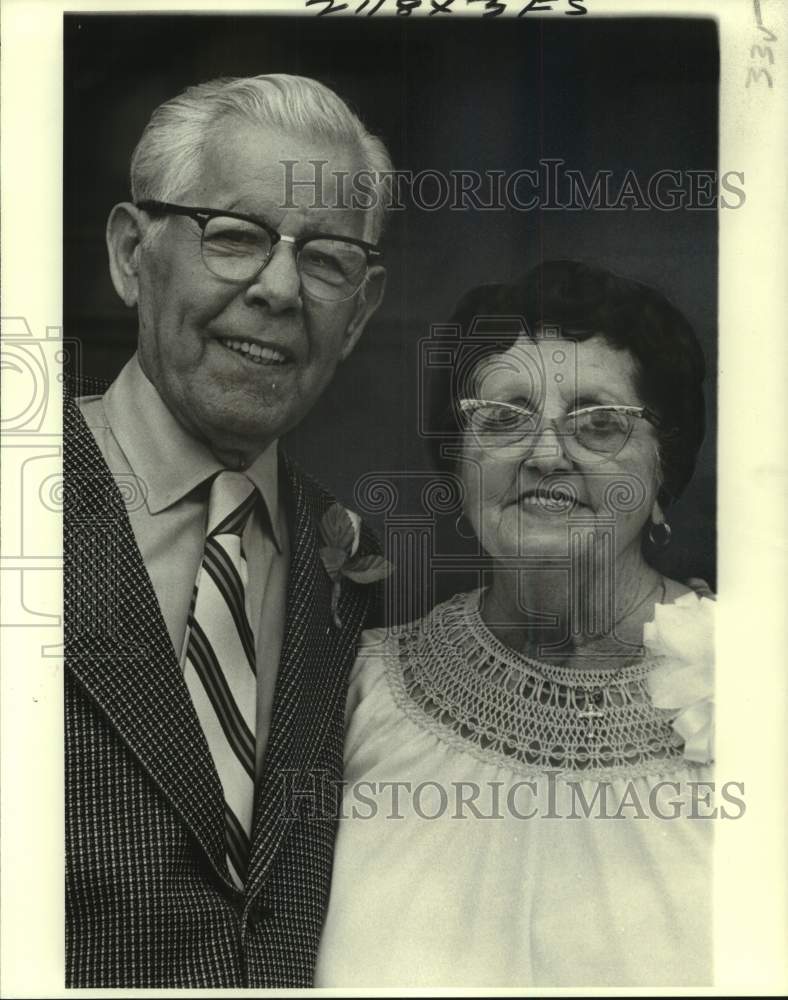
[78,355,289,774]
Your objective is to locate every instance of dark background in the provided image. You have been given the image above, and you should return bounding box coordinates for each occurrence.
[64,14,718,613]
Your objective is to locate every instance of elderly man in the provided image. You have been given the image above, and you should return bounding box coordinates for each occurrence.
[64,74,389,988]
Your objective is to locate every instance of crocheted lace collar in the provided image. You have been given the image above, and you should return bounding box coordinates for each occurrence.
[388,590,689,778]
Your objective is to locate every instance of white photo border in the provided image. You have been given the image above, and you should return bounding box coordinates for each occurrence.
[1,0,786,995]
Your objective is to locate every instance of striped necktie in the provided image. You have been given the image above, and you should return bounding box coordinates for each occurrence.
[183,471,258,889]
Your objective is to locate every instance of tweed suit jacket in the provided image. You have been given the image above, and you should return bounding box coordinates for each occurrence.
[64,381,381,988]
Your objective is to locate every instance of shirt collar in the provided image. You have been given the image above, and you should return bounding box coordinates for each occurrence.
[103,355,283,551]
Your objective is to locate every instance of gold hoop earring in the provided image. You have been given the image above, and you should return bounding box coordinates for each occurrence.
[455,512,477,540]
[648,520,672,548]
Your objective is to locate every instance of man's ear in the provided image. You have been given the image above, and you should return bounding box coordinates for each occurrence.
[106,203,147,307]
[339,265,387,362]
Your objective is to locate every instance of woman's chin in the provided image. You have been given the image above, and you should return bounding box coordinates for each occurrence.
[484,512,633,561]
[484,528,573,561]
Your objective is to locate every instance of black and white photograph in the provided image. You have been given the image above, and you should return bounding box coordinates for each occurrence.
[1,0,786,994]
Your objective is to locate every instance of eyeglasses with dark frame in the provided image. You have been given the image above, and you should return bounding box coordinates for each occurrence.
[136,200,384,303]
[459,398,663,460]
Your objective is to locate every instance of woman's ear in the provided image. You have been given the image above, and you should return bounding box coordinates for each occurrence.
[106,203,146,308]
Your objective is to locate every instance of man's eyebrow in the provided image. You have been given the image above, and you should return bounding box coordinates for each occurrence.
[224,203,276,227]
[298,215,359,238]
[220,195,280,220]
[223,203,354,239]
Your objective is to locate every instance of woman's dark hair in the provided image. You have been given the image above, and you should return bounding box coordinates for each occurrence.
[429,259,707,507]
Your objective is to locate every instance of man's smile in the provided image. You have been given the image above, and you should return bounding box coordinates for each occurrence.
[216,336,292,366]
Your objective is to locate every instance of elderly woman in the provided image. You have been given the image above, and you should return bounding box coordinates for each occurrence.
[315,260,715,988]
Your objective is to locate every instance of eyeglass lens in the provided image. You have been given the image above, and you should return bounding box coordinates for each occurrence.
[201,216,367,301]
[466,403,636,457]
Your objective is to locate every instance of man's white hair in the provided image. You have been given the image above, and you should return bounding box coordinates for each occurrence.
[130,73,393,243]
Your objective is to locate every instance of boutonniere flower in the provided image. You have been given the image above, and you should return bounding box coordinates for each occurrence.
[319,503,393,629]
[644,591,716,764]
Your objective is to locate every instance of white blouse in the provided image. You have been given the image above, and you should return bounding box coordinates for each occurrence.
[315,590,715,988]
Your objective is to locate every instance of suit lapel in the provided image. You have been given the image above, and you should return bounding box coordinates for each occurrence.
[66,384,371,898]
[64,391,234,889]
[244,457,368,893]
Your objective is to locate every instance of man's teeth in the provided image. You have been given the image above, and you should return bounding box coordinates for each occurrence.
[221,338,287,364]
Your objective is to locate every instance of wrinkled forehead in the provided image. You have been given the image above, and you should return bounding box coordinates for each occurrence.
[191,117,365,223]
[470,333,641,404]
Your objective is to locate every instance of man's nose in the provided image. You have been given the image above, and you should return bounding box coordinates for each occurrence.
[521,424,572,473]
[244,241,303,313]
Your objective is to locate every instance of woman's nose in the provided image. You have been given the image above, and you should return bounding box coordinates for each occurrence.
[244,241,303,313]
[522,424,573,473]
